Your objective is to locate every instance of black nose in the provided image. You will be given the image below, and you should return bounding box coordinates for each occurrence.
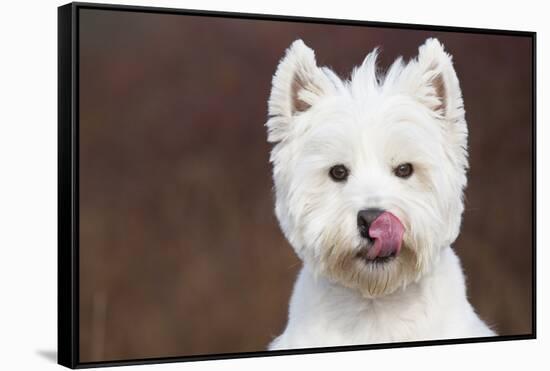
[357,208,385,239]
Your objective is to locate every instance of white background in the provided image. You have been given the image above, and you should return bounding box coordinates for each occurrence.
[0,0,546,369]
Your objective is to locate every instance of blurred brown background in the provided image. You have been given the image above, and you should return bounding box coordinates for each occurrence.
[78,8,533,363]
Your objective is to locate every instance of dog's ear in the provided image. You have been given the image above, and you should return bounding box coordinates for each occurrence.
[403,38,464,123]
[398,38,468,181]
[267,40,336,143]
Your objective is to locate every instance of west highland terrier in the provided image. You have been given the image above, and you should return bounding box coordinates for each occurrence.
[266,38,495,350]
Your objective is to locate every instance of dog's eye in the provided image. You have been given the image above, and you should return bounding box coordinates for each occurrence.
[329,165,349,182]
[394,163,413,178]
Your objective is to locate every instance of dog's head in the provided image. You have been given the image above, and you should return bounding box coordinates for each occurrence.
[266,39,468,298]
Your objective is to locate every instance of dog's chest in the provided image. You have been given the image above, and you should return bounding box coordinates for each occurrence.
[314,288,437,344]
[283,271,447,347]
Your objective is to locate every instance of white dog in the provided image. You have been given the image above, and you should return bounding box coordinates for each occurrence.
[266,38,495,350]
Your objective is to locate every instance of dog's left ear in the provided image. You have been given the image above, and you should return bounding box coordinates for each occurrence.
[405,38,464,123]
[266,40,338,143]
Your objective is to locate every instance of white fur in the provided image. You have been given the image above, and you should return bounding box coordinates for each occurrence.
[266,38,495,350]
[270,248,493,349]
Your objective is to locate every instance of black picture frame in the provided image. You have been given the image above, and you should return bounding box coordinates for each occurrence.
[58,2,537,368]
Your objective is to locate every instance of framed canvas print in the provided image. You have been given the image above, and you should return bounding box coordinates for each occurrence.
[58,2,536,368]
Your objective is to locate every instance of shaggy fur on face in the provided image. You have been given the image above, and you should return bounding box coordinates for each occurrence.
[267,39,468,298]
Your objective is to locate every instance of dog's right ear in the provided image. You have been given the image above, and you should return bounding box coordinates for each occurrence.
[266,40,336,143]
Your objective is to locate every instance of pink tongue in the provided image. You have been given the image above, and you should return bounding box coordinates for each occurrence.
[366,211,405,260]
